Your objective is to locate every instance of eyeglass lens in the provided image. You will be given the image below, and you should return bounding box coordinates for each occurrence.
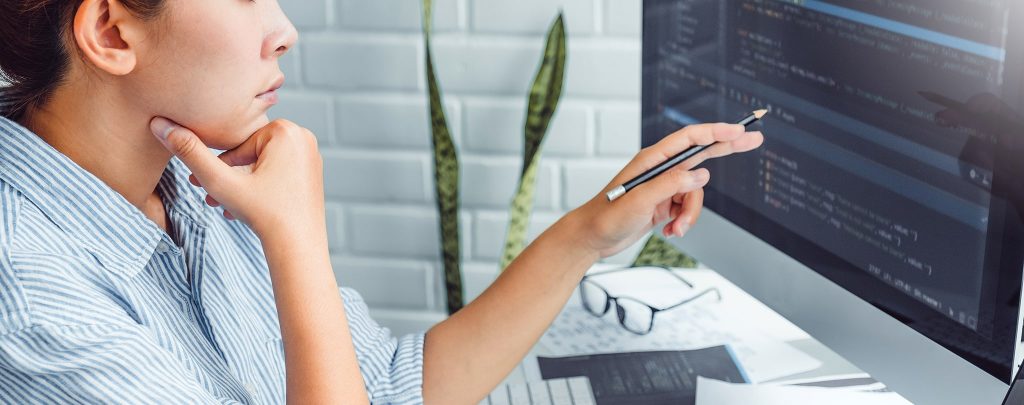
[580,279,610,315]
[615,297,654,334]
[581,279,657,334]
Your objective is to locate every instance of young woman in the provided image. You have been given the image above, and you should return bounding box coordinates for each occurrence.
[0,0,763,403]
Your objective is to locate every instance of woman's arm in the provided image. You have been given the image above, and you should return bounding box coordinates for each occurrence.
[151,118,370,404]
[261,228,370,405]
[422,122,764,404]
[422,211,597,403]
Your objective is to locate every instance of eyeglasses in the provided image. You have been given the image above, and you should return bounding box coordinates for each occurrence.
[578,266,721,335]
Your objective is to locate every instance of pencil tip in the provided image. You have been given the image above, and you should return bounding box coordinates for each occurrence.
[753,109,768,119]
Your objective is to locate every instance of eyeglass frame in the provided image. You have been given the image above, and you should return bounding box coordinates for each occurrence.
[578,265,722,335]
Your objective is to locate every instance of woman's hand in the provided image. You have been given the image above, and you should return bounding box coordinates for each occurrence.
[150,117,371,404]
[570,122,764,259]
[149,117,325,240]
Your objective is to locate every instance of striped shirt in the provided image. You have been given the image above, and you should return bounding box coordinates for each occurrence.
[0,116,425,404]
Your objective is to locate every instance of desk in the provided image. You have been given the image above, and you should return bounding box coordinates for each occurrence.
[483,264,911,404]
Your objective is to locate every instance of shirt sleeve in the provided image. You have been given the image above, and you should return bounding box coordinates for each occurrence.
[340,287,426,405]
[0,323,236,404]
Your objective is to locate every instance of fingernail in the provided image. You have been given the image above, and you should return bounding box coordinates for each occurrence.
[694,170,710,183]
[677,222,691,237]
[150,117,177,141]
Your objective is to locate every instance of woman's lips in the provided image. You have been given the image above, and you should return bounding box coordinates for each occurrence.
[257,76,285,105]
[256,89,279,105]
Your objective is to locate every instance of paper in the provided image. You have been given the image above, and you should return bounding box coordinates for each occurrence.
[768,373,889,392]
[587,266,810,342]
[537,346,746,405]
[481,376,595,405]
[695,377,914,405]
[539,268,821,382]
[729,339,822,383]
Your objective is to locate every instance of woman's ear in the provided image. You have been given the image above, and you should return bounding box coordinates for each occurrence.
[73,0,145,76]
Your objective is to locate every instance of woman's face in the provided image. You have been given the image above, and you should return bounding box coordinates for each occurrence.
[125,0,297,150]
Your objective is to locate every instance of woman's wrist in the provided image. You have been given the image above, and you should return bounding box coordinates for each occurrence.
[257,223,331,266]
[546,208,603,267]
[252,208,328,245]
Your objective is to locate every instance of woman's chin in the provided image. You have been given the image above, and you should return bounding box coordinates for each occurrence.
[208,115,270,150]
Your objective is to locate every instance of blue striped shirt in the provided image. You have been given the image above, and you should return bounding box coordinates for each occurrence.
[0,116,425,404]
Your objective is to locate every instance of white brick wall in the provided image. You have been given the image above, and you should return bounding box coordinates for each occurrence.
[273,0,643,336]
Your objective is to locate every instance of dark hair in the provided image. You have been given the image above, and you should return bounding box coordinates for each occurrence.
[0,0,165,121]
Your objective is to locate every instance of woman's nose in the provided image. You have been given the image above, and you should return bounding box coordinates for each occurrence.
[263,14,298,59]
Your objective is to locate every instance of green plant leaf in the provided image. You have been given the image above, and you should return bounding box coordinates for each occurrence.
[422,0,463,314]
[499,13,567,271]
[631,234,700,269]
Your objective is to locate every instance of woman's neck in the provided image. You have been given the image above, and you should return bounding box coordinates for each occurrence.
[22,78,175,226]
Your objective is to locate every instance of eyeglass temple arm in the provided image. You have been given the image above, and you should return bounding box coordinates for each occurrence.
[662,266,696,288]
[655,287,722,312]
[584,265,696,289]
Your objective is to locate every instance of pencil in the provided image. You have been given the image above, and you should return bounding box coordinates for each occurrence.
[606,109,768,202]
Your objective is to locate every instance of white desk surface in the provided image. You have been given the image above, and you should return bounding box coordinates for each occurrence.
[487,263,909,403]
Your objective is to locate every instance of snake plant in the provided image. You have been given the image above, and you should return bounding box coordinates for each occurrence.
[499,15,567,271]
[631,235,699,268]
[421,2,692,313]
[422,0,463,314]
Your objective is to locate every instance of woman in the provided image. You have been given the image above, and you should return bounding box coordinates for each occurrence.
[0,0,763,404]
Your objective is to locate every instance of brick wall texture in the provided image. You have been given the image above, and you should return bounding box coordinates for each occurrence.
[271,0,644,334]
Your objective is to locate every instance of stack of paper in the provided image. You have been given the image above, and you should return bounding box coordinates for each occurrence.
[695,377,913,405]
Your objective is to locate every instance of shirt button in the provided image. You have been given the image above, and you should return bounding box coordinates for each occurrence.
[155,241,170,254]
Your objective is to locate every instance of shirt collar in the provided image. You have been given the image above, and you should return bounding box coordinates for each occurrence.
[0,116,213,277]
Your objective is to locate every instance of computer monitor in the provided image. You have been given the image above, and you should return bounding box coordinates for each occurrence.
[641,1,1024,403]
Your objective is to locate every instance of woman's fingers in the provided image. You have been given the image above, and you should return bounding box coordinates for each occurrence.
[151,117,325,237]
[581,120,765,259]
[620,166,710,210]
[215,120,305,169]
[651,123,745,161]
[684,187,705,224]
[149,117,236,193]
[617,123,740,181]
[661,188,704,238]
[609,123,760,189]
[684,131,764,169]
[675,188,704,235]
[217,139,260,167]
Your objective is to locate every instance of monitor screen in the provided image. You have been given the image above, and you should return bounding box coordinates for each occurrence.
[642,0,1024,380]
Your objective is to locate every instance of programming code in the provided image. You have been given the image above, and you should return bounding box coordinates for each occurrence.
[643,0,1012,332]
